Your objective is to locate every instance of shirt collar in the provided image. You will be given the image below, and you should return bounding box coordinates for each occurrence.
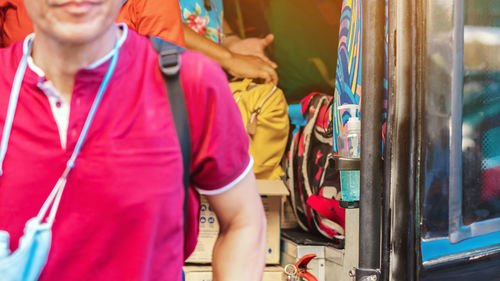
[23,23,129,78]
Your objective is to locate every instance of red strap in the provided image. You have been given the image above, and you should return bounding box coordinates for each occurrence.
[307,194,345,229]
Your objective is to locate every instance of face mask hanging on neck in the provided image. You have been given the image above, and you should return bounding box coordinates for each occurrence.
[0,219,52,281]
[0,173,68,281]
[0,34,121,281]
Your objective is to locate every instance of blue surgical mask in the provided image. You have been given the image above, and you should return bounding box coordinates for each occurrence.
[0,219,51,281]
[0,33,121,281]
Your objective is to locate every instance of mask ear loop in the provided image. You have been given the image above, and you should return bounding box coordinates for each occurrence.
[35,178,67,229]
[0,38,32,176]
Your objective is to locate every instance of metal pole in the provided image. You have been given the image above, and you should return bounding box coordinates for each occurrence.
[357,0,386,278]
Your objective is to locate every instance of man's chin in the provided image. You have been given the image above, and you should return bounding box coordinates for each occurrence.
[50,22,113,45]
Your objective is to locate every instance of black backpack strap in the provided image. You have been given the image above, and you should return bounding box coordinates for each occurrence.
[150,37,191,231]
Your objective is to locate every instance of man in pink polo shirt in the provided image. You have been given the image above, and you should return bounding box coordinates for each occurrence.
[0,0,266,280]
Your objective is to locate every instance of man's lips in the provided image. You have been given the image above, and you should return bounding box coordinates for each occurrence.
[51,1,101,16]
[50,0,102,5]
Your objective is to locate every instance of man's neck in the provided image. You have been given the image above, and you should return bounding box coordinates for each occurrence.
[30,25,119,102]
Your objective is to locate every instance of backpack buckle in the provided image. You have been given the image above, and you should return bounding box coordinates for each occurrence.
[159,48,181,77]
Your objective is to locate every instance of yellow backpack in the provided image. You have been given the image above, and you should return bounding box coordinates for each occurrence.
[230,79,289,180]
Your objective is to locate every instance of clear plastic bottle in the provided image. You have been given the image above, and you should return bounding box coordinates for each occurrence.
[337,105,361,202]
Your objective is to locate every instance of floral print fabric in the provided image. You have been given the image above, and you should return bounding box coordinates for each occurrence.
[180,0,224,43]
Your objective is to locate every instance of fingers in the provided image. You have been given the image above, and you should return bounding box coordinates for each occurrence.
[225,53,278,85]
[268,67,278,85]
[262,34,274,47]
[238,64,277,85]
[246,64,277,85]
[253,56,278,84]
[258,34,277,69]
[258,63,278,85]
[256,54,277,69]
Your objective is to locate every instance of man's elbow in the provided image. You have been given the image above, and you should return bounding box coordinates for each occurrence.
[235,201,267,242]
[225,199,267,248]
[247,197,267,242]
[243,204,267,261]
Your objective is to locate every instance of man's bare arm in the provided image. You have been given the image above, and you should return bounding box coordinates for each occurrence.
[207,171,267,281]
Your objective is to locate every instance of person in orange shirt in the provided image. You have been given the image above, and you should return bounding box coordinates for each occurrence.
[0,0,32,47]
[0,0,185,47]
[116,0,185,46]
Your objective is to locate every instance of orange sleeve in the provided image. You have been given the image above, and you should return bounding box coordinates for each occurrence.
[116,0,137,31]
[116,0,185,47]
[1,0,33,47]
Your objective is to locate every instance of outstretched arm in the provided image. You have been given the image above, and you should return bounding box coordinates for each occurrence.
[207,171,266,281]
[222,19,277,68]
[183,23,278,84]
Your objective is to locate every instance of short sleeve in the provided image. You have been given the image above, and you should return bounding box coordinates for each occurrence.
[117,0,186,46]
[116,0,137,31]
[179,51,252,195]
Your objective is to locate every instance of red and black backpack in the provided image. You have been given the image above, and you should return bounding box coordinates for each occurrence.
[284,92,345,245]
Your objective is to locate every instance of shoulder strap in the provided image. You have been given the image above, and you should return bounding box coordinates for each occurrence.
[150,37,191,231]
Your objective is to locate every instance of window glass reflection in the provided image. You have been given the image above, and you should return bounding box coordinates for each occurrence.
[462,0,500,225]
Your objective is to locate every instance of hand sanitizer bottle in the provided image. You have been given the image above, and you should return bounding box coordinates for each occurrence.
[337,105,361,202]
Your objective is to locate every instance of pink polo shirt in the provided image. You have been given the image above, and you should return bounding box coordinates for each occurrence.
[0,29,251,280]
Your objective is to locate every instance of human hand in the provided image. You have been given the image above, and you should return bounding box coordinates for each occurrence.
[221,52,278,84]
[224,34,277,68]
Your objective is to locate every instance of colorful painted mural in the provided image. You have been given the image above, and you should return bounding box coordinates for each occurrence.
[332,0,363,152]
[331,0,389,153]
